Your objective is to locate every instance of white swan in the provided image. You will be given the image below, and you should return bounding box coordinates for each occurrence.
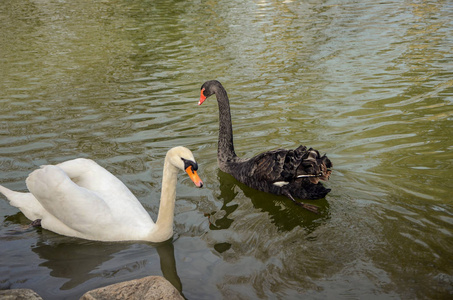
[0,146,203,242]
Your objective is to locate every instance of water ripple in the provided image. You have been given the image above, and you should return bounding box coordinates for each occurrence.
[1,0,452,299]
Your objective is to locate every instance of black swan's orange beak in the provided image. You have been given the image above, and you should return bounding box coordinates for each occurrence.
[185,166,203,188]
[198,88,206,105]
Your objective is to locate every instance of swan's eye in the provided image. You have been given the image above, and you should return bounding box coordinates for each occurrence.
[181,158,198,171]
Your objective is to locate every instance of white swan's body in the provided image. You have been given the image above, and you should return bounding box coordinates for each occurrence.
[0,147,203,242]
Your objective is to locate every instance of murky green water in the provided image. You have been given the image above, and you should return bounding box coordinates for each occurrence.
[1,0,452,299]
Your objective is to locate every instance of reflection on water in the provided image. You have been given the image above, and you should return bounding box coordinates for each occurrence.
[33,238,182,294]
[209,170,329,233]
[1,214,184,299]
[206,170,330,255]
[155,241,182,293]
[33,239,132,291]
[1,0,452,299]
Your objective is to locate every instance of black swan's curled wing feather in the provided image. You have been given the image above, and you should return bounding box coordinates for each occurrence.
[249,145,332,184]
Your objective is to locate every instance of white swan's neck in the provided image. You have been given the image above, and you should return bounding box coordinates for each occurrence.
[150,158,178,242]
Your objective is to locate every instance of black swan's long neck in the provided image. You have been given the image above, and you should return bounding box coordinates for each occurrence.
[215,87,237,167]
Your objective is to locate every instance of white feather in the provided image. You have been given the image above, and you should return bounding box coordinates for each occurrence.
[273,181,289,187]
[0,147,200,242]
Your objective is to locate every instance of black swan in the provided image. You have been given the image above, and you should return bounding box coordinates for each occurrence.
[198,80,332,213]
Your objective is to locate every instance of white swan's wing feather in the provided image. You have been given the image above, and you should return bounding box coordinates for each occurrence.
[25,161,154,240]
[26,166,113,233]
[55,159,153,223]
[56,159,136,199]
[0,185,45,221]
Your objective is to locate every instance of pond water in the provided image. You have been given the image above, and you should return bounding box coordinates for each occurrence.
[1,0,452,299]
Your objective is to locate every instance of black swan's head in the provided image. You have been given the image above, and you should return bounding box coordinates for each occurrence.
[198,80,224,105]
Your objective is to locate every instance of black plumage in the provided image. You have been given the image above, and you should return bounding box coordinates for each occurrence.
[198,80,332,213]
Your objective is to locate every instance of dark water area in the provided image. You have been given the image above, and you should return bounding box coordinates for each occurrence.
[1,0,452,299]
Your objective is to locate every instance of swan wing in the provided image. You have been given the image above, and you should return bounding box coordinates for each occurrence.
[0,185,45,221]
[249,149,292,182]
[55,159,153,221]
[26,165,114,235]
[250,146,331,184]
[25,160,154,240]
[56,159,137,200]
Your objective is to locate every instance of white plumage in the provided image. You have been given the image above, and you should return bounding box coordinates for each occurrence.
[0,147,203,242]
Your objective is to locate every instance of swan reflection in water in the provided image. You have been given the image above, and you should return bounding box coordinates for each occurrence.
[206,170,330,244]
[0,215,186,299]
[32,236,182,294]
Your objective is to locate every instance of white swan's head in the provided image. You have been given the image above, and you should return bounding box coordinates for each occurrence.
[166,146,203,188]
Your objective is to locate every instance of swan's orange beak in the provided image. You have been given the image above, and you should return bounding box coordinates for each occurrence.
[185,166,203,188]
[198,88,206,105]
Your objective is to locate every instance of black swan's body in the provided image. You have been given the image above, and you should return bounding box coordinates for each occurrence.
[198,80,332,213]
